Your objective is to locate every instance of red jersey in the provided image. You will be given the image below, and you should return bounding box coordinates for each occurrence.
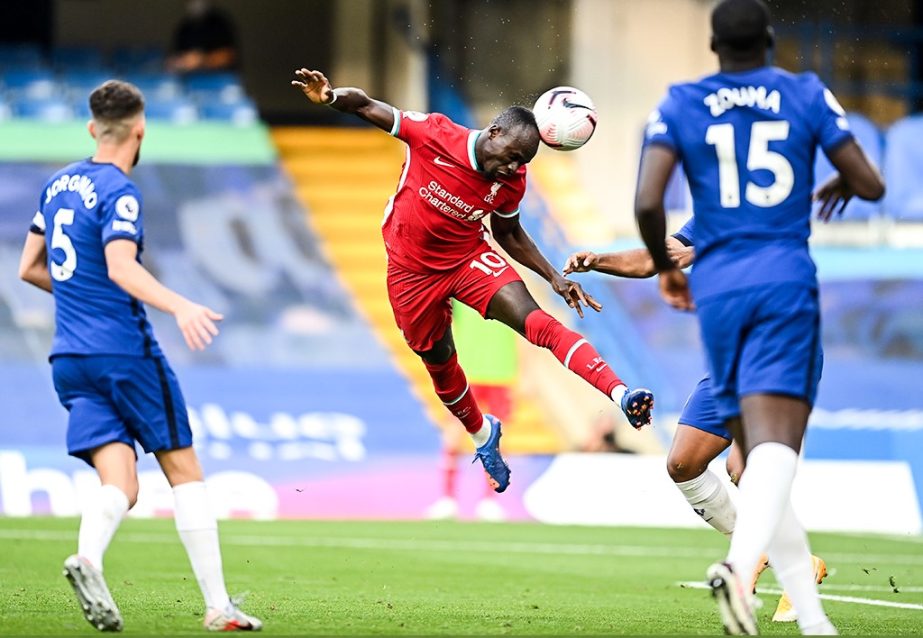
[382,110,527,273]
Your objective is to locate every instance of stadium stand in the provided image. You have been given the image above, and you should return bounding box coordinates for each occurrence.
[883,114,923,221]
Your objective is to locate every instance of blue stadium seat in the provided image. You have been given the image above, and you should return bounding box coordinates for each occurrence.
[200,99,258,125]
[813,113,883,220]
[184,72,244,103]
[13,97,75,123]
[125,73,182,101]
[63,70,112,100]
[882,115,923,221]
[144,97,198,124]
[0,44,45,70]
[52,46,105,71]
[111,46,166,74]
[1,68,55,99]
[0,98,12,122]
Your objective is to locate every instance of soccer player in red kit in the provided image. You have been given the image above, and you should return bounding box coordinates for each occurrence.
[292,68,653,493]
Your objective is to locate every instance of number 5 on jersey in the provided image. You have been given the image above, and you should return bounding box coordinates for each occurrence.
[706,121,794,208]
[51,207,77,282]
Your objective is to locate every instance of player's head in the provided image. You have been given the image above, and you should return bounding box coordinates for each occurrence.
[88,80,146,166]
[479,106,540,179]
[710,0,774,63]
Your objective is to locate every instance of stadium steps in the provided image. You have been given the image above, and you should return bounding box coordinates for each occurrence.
[272,126,564,454]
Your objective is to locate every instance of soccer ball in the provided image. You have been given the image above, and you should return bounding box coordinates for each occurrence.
[532,86,598,151]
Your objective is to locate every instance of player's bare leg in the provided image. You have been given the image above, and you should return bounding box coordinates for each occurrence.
[64,443,136,632]
[721,395,835,635]
[486,281,653,427]
[157,448,262,631]
[667,425,735,536]
[416,328,510,492]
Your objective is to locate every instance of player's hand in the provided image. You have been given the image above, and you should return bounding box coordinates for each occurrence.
[551,274,603,318]
[291,68,335,105]
[658,268,694,311]
[667,242,695,269]
[814,173,853,222]
[562,251,598,274]
[175,301,223,351]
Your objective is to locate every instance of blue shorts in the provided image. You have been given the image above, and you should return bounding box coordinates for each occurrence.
[51,355,192,466]
[677,375,729,440]
[697,283,823,421]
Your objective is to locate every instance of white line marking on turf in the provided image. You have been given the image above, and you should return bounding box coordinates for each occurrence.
[3,528,923,568]
[676,581,923,611]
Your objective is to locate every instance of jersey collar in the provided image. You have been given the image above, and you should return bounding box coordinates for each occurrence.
[467,130,484,172]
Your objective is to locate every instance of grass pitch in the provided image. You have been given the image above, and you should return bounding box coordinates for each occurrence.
[0,517,921,635]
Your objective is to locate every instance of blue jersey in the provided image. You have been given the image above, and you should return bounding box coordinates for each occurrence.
[644,67,853,300]
[32,159,161,358]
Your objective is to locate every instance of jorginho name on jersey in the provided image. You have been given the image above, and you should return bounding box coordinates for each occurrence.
[644,67,853,300]
[32,159,161,358]
[382,109,527,273]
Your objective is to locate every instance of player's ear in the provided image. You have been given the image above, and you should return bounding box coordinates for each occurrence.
[766,25,775,49]
[87,119,97,140]
[488,123,503,140]
[709,34,718,53]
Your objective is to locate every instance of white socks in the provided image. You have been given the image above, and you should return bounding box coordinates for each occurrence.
[769,503,832,632]
[675,469,736,537]
[610,384,628,406]
[725,442,797,578]
[78,484,129,571]
[726,442,832,631]
[174,481,231,611]
[470,415,492,448]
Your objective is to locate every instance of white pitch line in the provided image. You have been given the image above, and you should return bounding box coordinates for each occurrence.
[2,528,923,567]
[677,581,923,611]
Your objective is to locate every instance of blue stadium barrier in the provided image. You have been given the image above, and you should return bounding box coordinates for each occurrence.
[124,73,183,101]
[62,70,112,100]
[813,112,883,220]
[883,114,923,221]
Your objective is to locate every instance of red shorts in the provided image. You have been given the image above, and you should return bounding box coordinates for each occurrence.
[386,243,522,352]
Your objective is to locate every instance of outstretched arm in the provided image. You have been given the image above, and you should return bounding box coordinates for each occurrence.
[18,231,51,293]
[635,144,694,311]
[564,237,694,279]
[105,240,223,351]
[491,214,602,318]
[291,68,396,133]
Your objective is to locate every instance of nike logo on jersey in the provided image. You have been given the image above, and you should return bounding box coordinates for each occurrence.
[433,156,454,168]
[491,267,509,278]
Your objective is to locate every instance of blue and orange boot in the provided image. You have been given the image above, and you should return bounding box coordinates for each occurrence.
[472,415,510,493]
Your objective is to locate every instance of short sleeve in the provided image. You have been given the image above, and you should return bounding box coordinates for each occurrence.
[30,210,46,235]
[673,216,695,246]
[493,171,527,218]
[391,110,445,147]
[810,77,854,155]
[101,186,144,246]
[643,90,682,152]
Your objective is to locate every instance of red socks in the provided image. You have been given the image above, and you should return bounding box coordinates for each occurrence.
[524,309,624,398]
[424,353,484,432]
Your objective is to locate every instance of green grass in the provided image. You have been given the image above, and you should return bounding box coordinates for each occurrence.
[0,517,921,635]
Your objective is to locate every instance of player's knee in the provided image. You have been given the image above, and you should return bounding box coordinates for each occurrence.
[124,481,140,509]
[666,456,698,483]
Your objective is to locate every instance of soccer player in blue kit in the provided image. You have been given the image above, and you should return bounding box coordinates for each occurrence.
[634,0,884,634]
[17,80,262,632]
[564,216,828,623]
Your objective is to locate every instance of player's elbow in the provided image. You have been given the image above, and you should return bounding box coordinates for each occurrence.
[858,177,885,202]
[107,261,129,287]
